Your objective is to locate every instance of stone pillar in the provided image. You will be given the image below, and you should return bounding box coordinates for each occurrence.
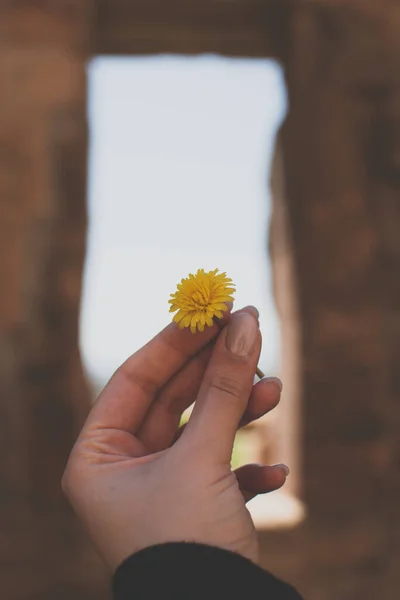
[268,2,400,598]
[268,138,302,499]
[0,3,109,598]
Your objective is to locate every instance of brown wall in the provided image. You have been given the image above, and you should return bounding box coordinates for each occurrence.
[261,4,400,599]
[0,3,110,598]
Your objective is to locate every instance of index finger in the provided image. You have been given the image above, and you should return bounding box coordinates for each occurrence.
[85,305,233,434]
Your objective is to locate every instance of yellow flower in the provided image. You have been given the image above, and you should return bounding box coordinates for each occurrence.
[169,268,235,333]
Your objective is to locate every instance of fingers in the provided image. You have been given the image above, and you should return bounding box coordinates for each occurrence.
[238,377,282,428]
[85,306,232,434]
[172,377,282,447]
[235,463,289,503]
[137,342,214,452]
[179,308,261,464]
[137,306,270,454]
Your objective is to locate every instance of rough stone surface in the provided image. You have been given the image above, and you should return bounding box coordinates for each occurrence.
[0,2,110,598]
[262,2,400,599]
[94,0,289,58]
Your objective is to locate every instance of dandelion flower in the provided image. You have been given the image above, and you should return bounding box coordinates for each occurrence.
[169,268,235,333]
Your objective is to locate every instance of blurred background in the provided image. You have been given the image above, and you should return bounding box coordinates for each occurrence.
[1,2,400,599]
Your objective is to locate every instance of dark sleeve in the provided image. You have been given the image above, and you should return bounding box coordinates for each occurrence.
[112,542,304,599]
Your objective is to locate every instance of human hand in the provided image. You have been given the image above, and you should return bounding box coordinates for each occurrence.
[62,306,288,571]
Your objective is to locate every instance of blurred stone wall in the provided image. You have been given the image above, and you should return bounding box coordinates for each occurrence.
[0,3,110,598]
[262,3,400,600]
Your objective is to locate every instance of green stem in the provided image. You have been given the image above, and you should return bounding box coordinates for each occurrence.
[256,366,265,379]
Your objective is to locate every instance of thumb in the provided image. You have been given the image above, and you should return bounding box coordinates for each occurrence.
[180,309,261,464]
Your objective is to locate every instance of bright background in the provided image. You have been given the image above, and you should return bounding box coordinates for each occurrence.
[81,55,287,389]
[80,56,305,528]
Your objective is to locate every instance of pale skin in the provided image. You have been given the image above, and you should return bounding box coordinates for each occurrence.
[62,305,288,571]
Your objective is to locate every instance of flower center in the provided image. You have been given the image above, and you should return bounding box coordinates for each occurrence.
[192,290,210,309]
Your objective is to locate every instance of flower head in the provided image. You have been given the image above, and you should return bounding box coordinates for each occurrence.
[169,268,235,333]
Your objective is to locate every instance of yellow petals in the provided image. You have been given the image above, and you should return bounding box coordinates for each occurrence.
[169,268,235,333]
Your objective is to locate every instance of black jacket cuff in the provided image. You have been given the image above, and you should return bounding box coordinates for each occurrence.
[112,542,303,599]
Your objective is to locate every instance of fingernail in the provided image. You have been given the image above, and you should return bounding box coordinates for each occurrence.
[262,376,283,391]
[226,313,259,357]
[239,305,259,321]
[273,463,290,477]
[217,301,233,318]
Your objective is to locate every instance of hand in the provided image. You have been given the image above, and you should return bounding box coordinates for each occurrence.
[62,306,288,571]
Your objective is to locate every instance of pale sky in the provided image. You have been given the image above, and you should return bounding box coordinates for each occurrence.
[81,55,287,386]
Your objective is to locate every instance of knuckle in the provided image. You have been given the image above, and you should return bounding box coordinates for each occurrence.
[117,362,158,396]
[206,372,244,400]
